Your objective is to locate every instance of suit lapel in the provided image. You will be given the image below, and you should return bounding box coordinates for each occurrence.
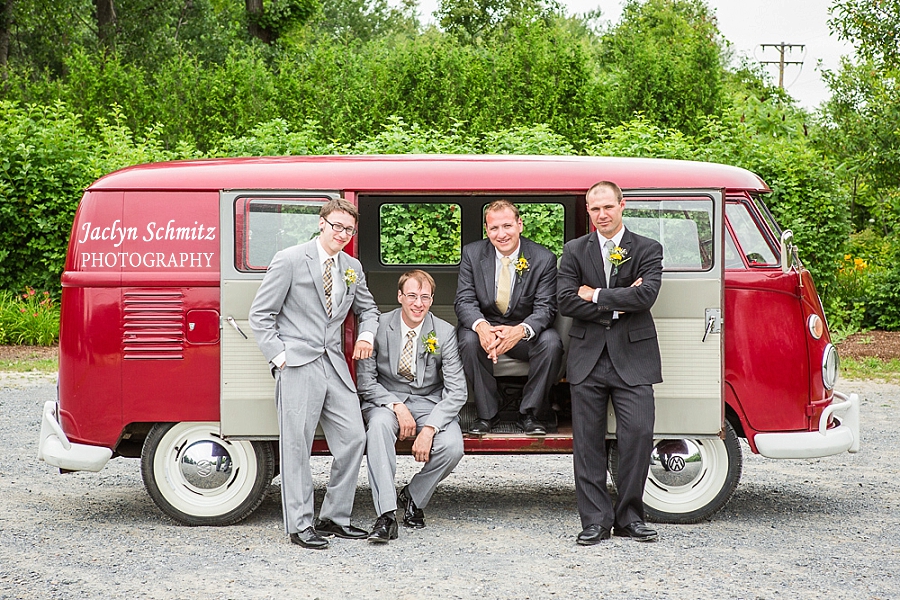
[387,310,403,382]
[609,229,634,288]
[415,313,433,388]
[585,233,607,288]
[507,239,527,314]
[334,252,354,317]
[303,241,329,314]
[480,242,496,312]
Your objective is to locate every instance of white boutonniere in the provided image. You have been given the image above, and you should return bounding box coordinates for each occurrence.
[343,268,357,290]
[608,246,631,276]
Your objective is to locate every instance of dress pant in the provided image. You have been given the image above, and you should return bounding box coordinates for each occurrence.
[456,326,563,420]
[275,355,366,534]
[363,399,464,516]
[571,348,655,529]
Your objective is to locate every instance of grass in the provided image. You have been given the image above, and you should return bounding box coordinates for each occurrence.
[840,356,900,383]
[1,355,58,373]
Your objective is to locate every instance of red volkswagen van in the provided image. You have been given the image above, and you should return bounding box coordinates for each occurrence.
[38,155,859,526]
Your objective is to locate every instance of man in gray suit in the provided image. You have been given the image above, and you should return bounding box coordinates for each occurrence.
[358,270,466,544]
[454,200,563,436]
[558,181,664,545]
[249,198,379,549]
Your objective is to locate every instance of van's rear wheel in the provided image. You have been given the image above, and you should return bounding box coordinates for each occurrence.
[609,421,742,524]
[141,422,275,526]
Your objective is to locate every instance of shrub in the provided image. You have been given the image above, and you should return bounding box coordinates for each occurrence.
[0,287,60,346]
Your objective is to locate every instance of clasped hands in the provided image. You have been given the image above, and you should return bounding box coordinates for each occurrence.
[475,321,526,364]
[577,277,643,302]
[393,403,434,463]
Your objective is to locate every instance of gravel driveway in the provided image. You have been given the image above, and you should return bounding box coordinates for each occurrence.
[1,374,896,600]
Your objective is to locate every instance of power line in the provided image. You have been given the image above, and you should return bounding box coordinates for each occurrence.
[759,42,805,89]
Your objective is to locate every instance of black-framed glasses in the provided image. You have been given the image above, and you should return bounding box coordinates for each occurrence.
[401,293,433,303]
[323,217,358,237]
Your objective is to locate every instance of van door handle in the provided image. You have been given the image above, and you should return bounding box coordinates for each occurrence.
[225,316,249,339]
[702,308,721,343]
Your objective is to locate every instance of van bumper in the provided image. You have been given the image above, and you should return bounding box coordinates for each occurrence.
[754,390,860,459]
[38,401,112,472]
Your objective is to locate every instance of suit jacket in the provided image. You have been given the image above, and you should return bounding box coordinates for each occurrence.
[454,236,558,335]
[557,228,664,387]
[249,238,379,392]
[357,309,467,432]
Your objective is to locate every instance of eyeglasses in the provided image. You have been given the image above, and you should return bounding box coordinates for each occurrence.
[323,217,358,237]
[401,293,433,303]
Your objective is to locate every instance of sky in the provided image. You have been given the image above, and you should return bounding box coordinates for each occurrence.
[411,0,856,109]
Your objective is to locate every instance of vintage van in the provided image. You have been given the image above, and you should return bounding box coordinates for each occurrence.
[38,155,859,526]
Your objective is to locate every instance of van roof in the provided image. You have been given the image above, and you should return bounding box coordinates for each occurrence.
[88,155,770,193]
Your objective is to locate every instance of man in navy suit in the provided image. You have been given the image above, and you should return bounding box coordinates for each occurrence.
[454,200,563,436]
[558,181,664,545]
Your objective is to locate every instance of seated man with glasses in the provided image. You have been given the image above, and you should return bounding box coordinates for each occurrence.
[357,270,467,543]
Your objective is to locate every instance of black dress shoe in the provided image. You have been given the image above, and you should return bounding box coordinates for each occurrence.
[576,524,611,546]
[517,413,546,436]
[398,485,426,528]
[614,521,658,542]
[290,527,329,549]
[314,518,368,539]
[367,513,399,544]
[468,416,499,436]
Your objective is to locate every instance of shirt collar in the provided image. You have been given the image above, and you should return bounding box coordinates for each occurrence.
[494,243,521,263]
[316,238,340,264]
[598,227,626,249]
[400,317,425,340]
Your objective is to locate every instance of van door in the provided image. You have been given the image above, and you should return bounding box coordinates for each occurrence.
[219,191,338,437]
[620,190,724,437]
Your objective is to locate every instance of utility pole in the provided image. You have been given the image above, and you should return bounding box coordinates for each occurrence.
[760,42,805,89]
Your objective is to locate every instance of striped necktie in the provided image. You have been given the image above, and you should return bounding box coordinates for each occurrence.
[397,330,416,381]
[323,257,334,317]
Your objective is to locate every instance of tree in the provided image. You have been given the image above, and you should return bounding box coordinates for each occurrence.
[598,0,725,135]
[436,0,562,42]
[245,0,318,44]
[1,0,13,71]
[311,0,418,42]
[95,0,116,49]
[829,0,900,68]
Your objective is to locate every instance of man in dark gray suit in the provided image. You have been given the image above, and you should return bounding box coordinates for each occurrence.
[249,198,379,549]
[454,200,563,436]
[558,181,664,545]
[358,270,466,544]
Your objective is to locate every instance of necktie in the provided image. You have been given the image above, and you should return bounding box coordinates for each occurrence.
[398,330,416,381]
[603,239,615,284]
[323,257,334,317]
[496,256,512,314]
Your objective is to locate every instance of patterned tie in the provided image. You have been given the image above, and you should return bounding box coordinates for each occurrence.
[496,256,512,314]
[397,330,416,381]
[323,257,334,317]
[603,239,615,284]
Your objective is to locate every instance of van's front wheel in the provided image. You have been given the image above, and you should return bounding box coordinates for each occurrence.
[141,422,275,526]
[609,421,742,524]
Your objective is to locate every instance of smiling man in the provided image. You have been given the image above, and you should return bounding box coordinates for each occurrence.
[357,270,466,543]
[249,198,379,549]
[454,200,563,436]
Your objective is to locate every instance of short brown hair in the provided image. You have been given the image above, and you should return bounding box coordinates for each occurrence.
[320,197,359,223]
[586,181,623,202]
[398,269,435,294]
[483,199,520,225]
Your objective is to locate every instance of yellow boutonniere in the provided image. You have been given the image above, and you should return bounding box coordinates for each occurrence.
[608,246,631,275]
[515,256,529,279]
[343,268,357,289]
[422,330,439,354]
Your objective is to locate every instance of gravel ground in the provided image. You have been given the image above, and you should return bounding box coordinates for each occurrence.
[1,373,897,600]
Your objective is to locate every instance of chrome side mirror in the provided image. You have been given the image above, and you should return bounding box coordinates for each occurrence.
[780,229,799,273]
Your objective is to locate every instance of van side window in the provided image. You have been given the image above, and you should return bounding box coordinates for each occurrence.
[379,203,462,265]
[724,231,746,269]
[624,200,714,271]
[513,203,565,257]
[725,203,779,267]
[237,199,324,271]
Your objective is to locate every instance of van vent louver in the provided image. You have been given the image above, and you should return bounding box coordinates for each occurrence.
[122,290,185,359]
